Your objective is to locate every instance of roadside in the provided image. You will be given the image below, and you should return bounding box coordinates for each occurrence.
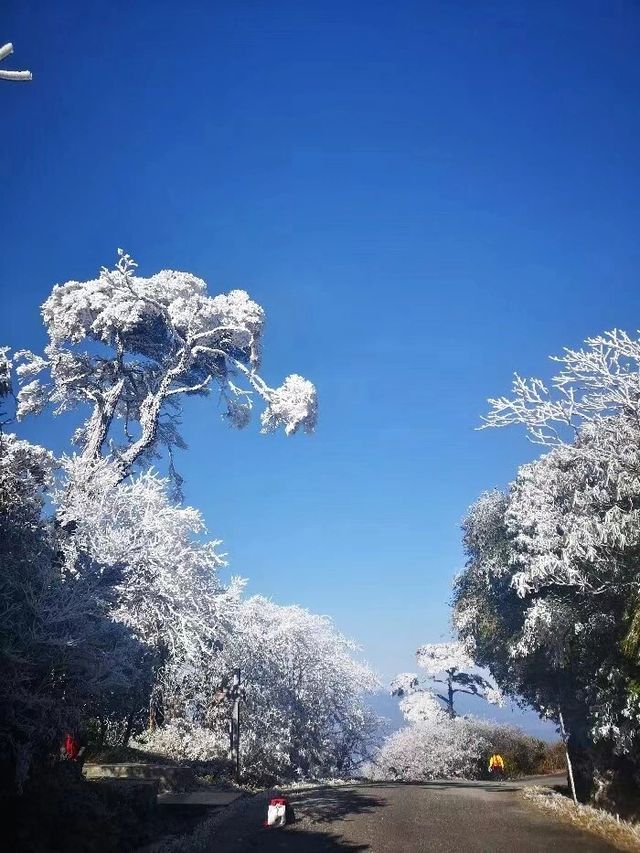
[524,786,640,852]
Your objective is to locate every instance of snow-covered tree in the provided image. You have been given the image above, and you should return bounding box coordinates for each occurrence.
[453,484,628,802]
[391,641,502,718]
[205,596,381,781]
[57,459,232,661]
[229,597,381,780]
[0,430,145,790]
[368,715,489,782]
[1,248,327,787]
[0,347,12,426]
[0,42,32,81]
[132,718,227,765]
[455,326,640,806]
[15,251,317,488]
[54,456,245,735]
[134,596,381,782]
[382,641,505,785]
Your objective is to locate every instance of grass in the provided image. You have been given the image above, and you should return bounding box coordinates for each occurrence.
[523,785,640,851]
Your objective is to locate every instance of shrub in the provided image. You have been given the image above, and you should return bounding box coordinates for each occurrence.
[472,720,549,778]
[537,741,566,774]
[368,716,565,782]
[367,716,488,782]
[131,720,229,768]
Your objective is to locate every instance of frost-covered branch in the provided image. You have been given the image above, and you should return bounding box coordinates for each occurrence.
[14,250,318,483]
[482,330,640,446]
[0,43,32,81]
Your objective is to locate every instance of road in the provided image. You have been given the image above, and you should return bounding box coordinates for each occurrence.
[215,778,616,852]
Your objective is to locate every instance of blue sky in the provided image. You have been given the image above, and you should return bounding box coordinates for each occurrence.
[3,1,640,735]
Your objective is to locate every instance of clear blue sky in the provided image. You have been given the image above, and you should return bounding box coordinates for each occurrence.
[3,2,640,733]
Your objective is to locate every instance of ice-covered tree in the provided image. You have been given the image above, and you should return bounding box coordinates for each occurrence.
[0,430,145,790]
[0,347,12,426]
[368,715,489,782]
[15,251,317,489]
[55,456,244,734]
[455,327,640,806]
[57,459,231,660]
[391,641,502,718]
[482,328,640,441]
[61,466,380,780]
[2,248,327,785]
[370,692,550,782]
[208,596,381,781]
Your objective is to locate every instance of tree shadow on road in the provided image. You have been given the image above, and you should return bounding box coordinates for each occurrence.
[414,780,520,793]
[251,826,371,851]
[361,780,522,794]
[287,786,387,825]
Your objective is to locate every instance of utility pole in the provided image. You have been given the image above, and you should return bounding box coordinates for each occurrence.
[229,668,241,781]
[559,708,578,805]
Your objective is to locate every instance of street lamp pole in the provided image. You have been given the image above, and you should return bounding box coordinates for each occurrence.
[229,668,241,781]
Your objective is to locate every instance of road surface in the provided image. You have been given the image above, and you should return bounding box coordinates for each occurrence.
[216,778,616,852]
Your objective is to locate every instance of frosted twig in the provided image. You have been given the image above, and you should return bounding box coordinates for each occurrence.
[0,42,32,81]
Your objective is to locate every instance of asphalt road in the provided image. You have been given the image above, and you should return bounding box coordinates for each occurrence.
[220,778,616,852]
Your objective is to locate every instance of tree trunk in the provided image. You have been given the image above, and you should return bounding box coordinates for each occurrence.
[447,676,455,717]
[118,366,181,479]
[97,717,107,751]
[149,688,165,731]
[592,753,640,821]
[82,378,125,462]
[122,712,136,746]
[566,724,595,803]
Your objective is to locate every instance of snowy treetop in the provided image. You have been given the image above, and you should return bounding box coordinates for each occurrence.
[14,251,317,483]
[416,641,473,675]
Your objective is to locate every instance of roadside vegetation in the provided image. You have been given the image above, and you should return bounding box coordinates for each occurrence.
[454,329,640,817]
[368,717,564,782]
[369,640,564,783]
[0,254,380,850]
[524,786,640,852]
